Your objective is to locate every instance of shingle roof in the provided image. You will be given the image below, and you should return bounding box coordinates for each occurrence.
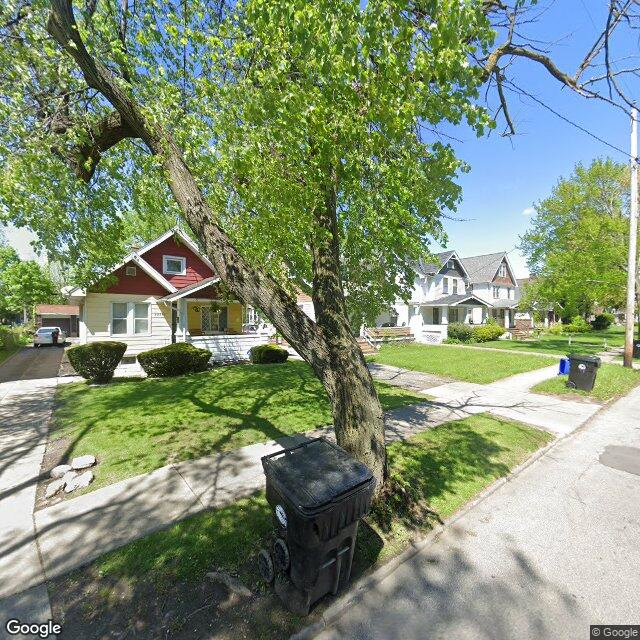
[416,250,456,275]
[420,293,493,307]
[460,252,507,284]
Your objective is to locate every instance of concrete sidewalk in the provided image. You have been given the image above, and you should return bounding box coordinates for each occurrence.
[312,385,640,640]
[0,347,64,636]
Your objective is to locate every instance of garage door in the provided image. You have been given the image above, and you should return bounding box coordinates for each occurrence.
[41,317,71,334]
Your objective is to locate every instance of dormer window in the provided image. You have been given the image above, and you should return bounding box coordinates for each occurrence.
[163,255,186,275]
[498,263,507,277]
[125,266,137,276]
[447,260,455,269]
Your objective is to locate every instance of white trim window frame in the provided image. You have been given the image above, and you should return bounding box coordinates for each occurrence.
[452,278,458,294]
[162,255,186,276]
[443,277,449,294]
[498,263,507,277]
[110,302,152,336]
[492,286,500,299]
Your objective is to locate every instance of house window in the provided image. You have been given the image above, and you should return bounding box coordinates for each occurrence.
[493,286,500,298]
[111,302,150,335]
[134,303,149,334]
[111,303,128,335]
[450,308,459,323]
[498,263,507,277]
[508,288,514,300]
[453,279,458,294]
[443,277,449,294]
[125,266,137,276]
[201,306,220,333]
[447,260,455,269]
[163,255,186,275]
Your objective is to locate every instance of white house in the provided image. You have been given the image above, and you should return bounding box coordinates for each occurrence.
[376,250,520,343]
[65,228,316,362]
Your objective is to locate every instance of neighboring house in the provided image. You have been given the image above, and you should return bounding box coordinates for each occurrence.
[35,304,80,337]
[375,250,520,343]
[65,228,316,362]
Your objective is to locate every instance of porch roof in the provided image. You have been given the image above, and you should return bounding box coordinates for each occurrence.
[158,276,221,301]
[490,299,519,309]
[419,294,492,307]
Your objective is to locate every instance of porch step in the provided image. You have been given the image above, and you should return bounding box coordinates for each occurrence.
[357,337,377,354]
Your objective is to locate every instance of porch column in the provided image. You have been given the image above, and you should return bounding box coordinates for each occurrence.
[504,309,510,329]
[441,306,449,324]
[178,298,188,341]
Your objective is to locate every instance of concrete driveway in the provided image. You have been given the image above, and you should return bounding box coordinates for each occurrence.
[0,345,64,638]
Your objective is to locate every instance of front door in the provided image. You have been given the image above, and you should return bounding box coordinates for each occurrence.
[433,308,440,325]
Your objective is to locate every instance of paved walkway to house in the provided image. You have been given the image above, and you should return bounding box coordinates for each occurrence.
[0,346,64,637]
[30,361,601,586]
[312,382,640,640]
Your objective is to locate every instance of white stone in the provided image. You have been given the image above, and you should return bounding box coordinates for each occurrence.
[64,470,94,493]
[50,464,72,479]
[71,455,96,470]
[61,471,77,485]
[45,479,66,499]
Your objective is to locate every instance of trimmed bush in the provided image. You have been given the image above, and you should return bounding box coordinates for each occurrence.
[548,323,564,335]
[447,323,475,343]
[473,323,505,342]
[67,341,127,383]
[249,344,289,364]
[591,313,615,330]
[138,343,211,378]
[564,315,592,334]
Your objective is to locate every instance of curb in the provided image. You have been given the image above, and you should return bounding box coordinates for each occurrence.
[289,397,616,640]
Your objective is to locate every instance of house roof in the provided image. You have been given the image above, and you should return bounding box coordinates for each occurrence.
[158,277,221,301]
[490,298,519,309]
[461,252,512,284]
[417,250,469,278]
[36,304,79,315]
[420,293,493,307]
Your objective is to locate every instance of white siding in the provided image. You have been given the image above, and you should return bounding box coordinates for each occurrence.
[82,293,172,355]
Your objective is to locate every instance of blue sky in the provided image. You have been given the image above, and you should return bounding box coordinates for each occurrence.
[3,1,638,277]
[438,0,638,277]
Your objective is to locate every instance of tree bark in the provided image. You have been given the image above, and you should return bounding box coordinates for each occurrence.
[47,0,386,489]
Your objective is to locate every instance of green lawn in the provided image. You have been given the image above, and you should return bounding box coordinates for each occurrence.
[52,360,425,492]
[475,326,625,356]
[50,413,551,639]
[369,343,556,384]
[532,363,640,403]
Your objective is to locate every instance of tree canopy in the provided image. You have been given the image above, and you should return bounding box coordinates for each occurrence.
[519,158,630,319]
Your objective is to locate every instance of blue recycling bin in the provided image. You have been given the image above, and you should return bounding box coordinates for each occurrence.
[558,357,570,375]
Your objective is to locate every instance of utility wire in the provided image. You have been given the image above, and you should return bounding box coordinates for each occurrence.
[504,79,638,161]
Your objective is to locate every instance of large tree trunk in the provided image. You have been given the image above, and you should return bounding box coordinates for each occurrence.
[47,0,386,490]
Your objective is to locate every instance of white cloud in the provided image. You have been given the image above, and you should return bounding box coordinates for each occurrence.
[522,206,536,216]
[1,224,45,263]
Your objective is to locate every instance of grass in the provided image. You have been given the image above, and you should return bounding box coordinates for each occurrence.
[475,326,625,356]
[369,343,556,384]
[532,363,640,403]
[51,360,425,492]
[50,414,551,639]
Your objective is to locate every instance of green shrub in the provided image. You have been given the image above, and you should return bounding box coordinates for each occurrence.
[67,341,127,383]
[564,315,592,334]
[249,344,289,364]
[447,322,475,343]
[138,343,211,377]
[591,313,615,330]
[548,323,564,335]
[473,323,505,342]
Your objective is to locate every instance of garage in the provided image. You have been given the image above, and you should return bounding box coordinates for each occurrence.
[35,305,79,337]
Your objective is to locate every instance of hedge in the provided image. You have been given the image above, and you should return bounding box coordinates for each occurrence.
[591,313,615,330]
[137,343,211,378]
[447,323,475,343]
[472,323,505,342]
[249,344,289,364]
[67,341,127,383]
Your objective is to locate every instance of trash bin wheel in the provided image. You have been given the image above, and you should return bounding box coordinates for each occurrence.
[258,548,275,583]
[566,381,576,389]
[273,537,290,572]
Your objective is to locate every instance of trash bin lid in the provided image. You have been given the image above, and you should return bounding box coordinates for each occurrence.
[262,438,374,512]
[568,353,601,365]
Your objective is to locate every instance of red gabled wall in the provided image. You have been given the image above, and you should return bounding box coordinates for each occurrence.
[92,261,168,295]
[492,258,517,287]
[143,236,215,288]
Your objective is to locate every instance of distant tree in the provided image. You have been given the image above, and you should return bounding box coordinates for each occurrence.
[519,159,630,320]
[1,260,59,322]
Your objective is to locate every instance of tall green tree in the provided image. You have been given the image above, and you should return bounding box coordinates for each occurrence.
[519,158,630,320]
[0,0,495,486]
[1,259,59,321]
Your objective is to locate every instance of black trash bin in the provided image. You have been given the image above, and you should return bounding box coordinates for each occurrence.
[259,437,376,615]
[633,341,640,358]
[567,354,601,391]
